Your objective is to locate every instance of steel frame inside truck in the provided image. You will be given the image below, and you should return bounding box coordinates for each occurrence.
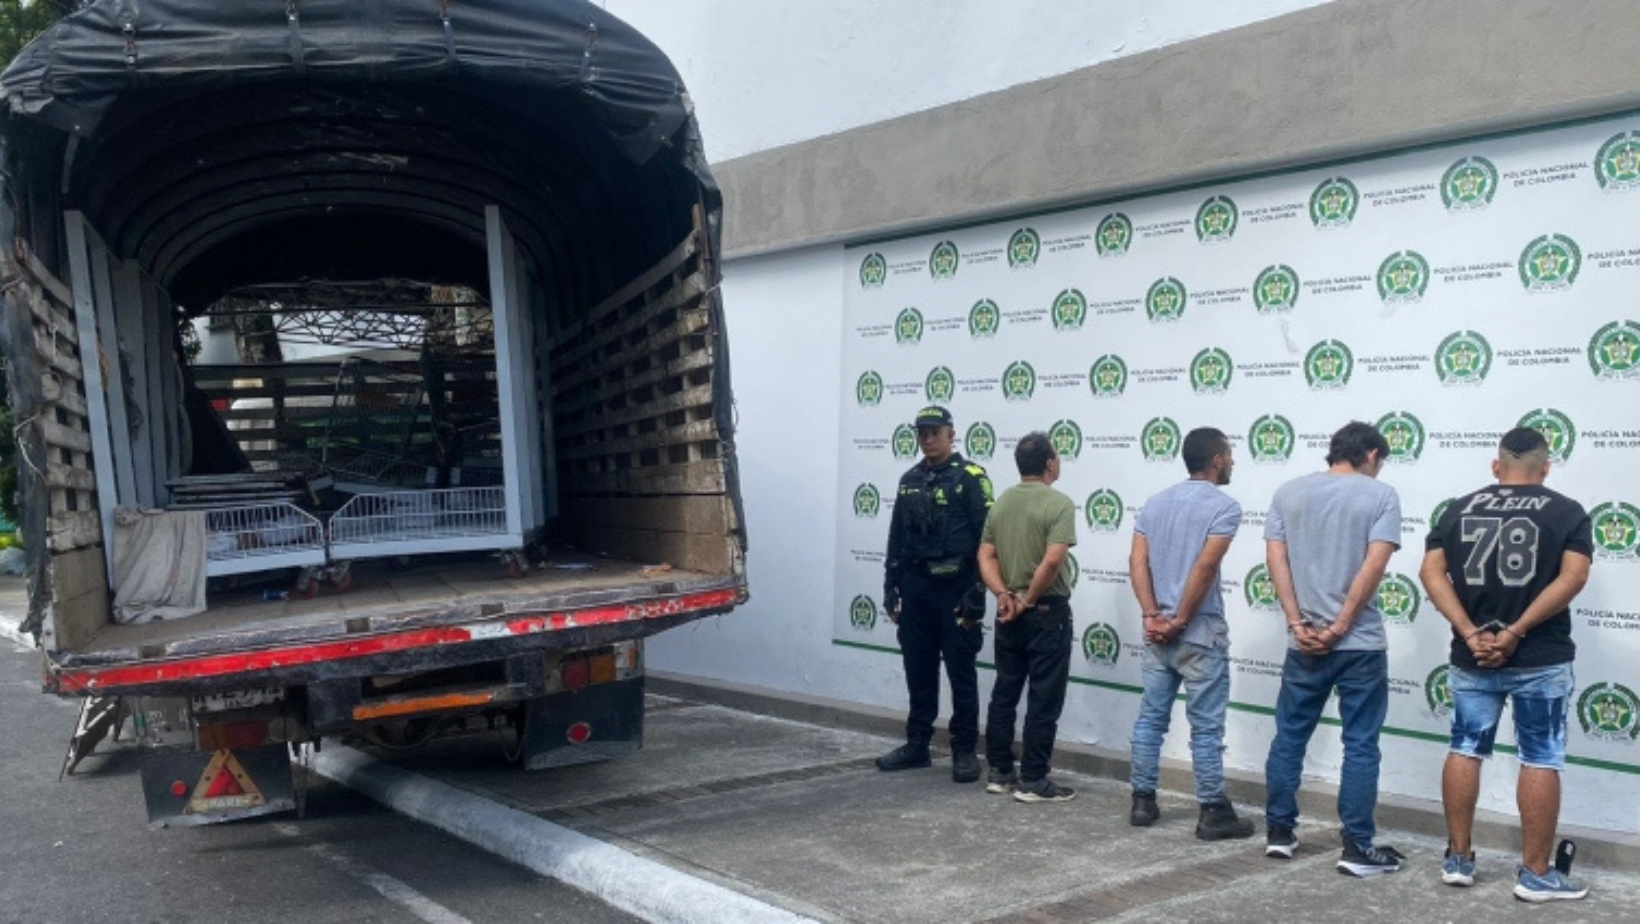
[0,0,748,825]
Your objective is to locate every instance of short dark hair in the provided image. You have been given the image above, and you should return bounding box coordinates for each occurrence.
[1325,421,1390,467]
[1181,427,1229,474]
[1499,426,1549,461]
[1015,431,1054,477]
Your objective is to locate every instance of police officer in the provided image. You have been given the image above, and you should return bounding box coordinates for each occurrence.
[879,405,994,782]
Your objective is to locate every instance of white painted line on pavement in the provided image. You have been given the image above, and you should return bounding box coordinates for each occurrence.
[273,822,473,924]
[311,744,819,924]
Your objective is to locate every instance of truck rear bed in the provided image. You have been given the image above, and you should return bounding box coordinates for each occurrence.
[48,554,740,696]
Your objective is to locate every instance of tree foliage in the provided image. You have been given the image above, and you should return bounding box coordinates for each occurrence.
[0,1,62,70]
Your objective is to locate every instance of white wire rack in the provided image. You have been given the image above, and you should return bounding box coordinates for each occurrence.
[328,487,513,561]
[203,502,328,578]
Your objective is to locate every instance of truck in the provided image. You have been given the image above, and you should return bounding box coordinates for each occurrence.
[0,0,747,825]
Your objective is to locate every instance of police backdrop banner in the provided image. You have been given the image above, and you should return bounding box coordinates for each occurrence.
[835,113,1640,833]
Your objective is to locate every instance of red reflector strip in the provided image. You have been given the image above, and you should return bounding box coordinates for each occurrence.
[53,588,740,694]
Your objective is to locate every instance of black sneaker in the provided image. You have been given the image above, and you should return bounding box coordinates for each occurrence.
[875,741,931,772]
[985,767,1017,794]
[1129,791,1159,827]
[1337,839,1403,877]
[951,751,981,783]
[1266,824,1298,859]
[1013,777,1076,803]
[1195,800,1255,841]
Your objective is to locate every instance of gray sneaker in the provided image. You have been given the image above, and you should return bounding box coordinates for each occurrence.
[1514,866,1588,903]
[985,767,1017,794]
[1013,777,1076,803]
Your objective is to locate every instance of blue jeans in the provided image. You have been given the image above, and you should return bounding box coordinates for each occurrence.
[1449,662,1574,770]
[1129,641,1231,803]
[1265,648,1388,847]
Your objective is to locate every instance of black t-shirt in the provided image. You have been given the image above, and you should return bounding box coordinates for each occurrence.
[1426,484,1591,669]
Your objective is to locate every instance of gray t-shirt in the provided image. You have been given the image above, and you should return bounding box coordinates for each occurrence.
[1134,479,1242,649]
[1264,471,1401,652]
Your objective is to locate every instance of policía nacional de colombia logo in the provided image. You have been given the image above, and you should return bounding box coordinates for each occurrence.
[892,423,918,460]
[1096,212,1133,256]
[1589,502,1640,560]
[1595,130,1640,192]
[1425,665,1453,718]
[1587,320,1640,380]
[1309,176,1359,229]
[849,594,878,632]
[1065,551,1080,590]
[1002,360,1036,402]
[1440,156,1500,211]
[1377,250,1431,304]
[928,240,960,280]
[859,252,887,288]
[925,366,955,403]
[1517,408,1576,463]
[1195,195,1238,243]
[1141,417,1182,462]
[1376,573,1421,625]
[1377,411,1426,463]
[964,421,996,461]
[1052,289,1088,331]
[968,298,1001,338]
[1519,233,1581,292]
[1430,498,1453,530]
[1081,623,1121,668]
[1252,265,1301,314]
[1089,354,1128,398]
[1085,489,1124,532]
[1049,420,1083,461]
[856,370,884,407]
[852,483,880,518]
[1434,330,1493,386]
[1304,339,1354,390]
[1244,564,1279,611]
[1248,414,1296,463]
[1146,277,1188,322]
[1008,227,1041,268]
[894,307,924,345]
[1578,682,1640,742]
[1189,347,1234,395]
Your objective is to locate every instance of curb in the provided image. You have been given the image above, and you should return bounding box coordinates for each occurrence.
[310,744,818,924]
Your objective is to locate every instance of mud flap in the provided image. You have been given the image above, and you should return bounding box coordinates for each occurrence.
[140,744,296,827]
[519,676,644,770]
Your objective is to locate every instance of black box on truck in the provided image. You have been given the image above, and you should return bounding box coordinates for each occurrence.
[0,0,747,825]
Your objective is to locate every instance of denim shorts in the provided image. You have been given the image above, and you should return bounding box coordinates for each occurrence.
[1448,662,1574,770]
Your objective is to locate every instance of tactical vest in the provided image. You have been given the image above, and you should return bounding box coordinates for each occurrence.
[896,459,980,572]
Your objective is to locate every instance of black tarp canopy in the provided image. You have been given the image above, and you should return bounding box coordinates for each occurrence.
[0,0,720,314]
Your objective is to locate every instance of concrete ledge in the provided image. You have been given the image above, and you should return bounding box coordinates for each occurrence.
[715,0,1640,257]
[650,670,1640,870]
[311,743,818,924]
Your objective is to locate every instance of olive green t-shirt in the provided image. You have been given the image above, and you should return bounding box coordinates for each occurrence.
[981,482,1078,597]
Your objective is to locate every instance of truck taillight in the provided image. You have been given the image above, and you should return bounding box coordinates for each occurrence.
[566,721,592,744]
[562,658,590,691]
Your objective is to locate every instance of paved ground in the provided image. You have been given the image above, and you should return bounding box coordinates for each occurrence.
[372,694,1640,923]
[8,570,1639,923]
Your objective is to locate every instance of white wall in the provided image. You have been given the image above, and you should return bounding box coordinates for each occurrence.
[647,246,912,704]
[601,0,1337,162]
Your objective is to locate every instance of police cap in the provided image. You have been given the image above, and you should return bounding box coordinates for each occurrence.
[914,405,954,429]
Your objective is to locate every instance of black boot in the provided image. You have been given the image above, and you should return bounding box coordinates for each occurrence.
[1196,799,1256,840]
[876,740,932,771]
[951,751,981,783]
[1130,791,1159,827]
